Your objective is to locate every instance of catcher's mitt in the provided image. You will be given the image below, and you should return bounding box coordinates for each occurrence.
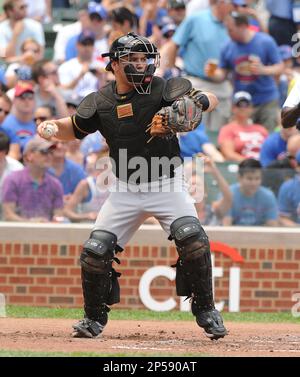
[147,96,203,140]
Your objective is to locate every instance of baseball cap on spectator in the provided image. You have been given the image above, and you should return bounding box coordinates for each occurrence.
[233,91,252,107]
[77,30,96,45]
[23,136,55,155]
[88,1,108,20]
[168,0,186,9]
[232,0,247,6]
[278,45,293,61]
[14,82,34,97]
[161,22,177,38]
[64,94,83,107]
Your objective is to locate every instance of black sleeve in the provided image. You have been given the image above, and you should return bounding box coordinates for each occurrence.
[71,112,100,140]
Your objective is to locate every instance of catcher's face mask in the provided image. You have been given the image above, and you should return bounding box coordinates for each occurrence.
[102,33,160,95]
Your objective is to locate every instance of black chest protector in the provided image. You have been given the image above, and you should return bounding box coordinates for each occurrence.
[93,76,192,182]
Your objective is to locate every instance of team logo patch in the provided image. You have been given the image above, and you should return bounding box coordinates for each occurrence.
[117,103,133,118]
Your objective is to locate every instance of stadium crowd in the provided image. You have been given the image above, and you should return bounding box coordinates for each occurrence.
[0,0,300,227]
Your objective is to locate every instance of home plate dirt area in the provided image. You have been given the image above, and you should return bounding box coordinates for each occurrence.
[0,318,300,357]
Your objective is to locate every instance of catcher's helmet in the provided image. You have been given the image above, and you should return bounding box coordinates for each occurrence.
[102,32,160,94]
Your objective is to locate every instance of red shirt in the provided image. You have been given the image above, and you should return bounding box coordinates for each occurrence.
[218,122,268,159]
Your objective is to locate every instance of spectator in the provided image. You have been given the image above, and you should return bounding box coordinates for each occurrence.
[63,95,85,166]
[277,45,299,108]
[53,2,91,64]
[25,0,52,23]
[233,0,268,32]
[179,123,225,162]
[64,148,112,222]
[0,0,45,59]
[262,133,300,195]
[0,131,23,219]
[65,2,109,66]
[1,135,63,221]
[32,59,69,118]
[33,104,54,126]
[5,38,42,88]
[137,0,168,37]
[218,91,268,161]
[281,75,300,129]
[80,130,105,160]
[278,150,300,227]
[0,93,12,126]
[63,94,83,117]
[1,82,36,160]
[160,0,234,131]
[188,154,232,225]
[167,0,186,26]
[48,141,86,200]
[266,0,296,47]
[260,125,298,167]
[223,158,278,226]
[109,6,138,35]
[58,30,100,99]
[207,11,284,131]
[149,16,177,53]
[186,0,209,16]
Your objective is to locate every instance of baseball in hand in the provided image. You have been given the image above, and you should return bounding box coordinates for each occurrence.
[41,122,58,139]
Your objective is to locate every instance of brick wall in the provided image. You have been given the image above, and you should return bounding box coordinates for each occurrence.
[0,223,300,312]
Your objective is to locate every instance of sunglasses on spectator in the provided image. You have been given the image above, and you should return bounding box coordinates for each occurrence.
[235,101,252,108]
[34,116,48,123]
[18,92,34,100]
[80,40,95,46]
[0,107,10,115]
[39,149,53,155]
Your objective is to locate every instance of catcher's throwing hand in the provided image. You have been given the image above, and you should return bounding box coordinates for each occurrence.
[37,121,58,140]
[147,96,203,139]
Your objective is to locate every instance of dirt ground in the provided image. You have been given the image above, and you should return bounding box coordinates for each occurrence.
[0,318,300,357]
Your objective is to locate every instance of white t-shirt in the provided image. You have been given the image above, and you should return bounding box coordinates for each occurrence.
[186,0,209,16]
[283,77,300,108]
[93,37,109,68]
[25,0,47,20]
[58,58,99,98]
[0,18,45,57]
[53,22,82,62]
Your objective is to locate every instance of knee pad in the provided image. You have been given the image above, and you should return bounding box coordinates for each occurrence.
[170,216,210,261]
[170,217,214,310]
[80,230,121,314]
[80,230,117,274]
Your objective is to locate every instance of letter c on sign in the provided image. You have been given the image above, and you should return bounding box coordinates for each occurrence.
[139,266,176,311]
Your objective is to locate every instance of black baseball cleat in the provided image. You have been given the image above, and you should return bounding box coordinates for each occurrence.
[196,309,228,340]
[72,317,107,338]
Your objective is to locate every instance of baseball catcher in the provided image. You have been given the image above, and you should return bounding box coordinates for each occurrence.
[37,32,227,341]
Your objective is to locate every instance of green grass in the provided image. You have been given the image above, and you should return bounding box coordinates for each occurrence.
[4,306,300,323]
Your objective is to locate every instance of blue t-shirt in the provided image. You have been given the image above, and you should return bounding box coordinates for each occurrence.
[259,131,287,167]
[65,34,79,61]
[172,9,229,78]
[278,175,300,223]
[48,158,86,195]
[220,32,281,106]
[228,183,278,225]
[1,114,36,152]
[179,123,209,158]
[266,0,293,20]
